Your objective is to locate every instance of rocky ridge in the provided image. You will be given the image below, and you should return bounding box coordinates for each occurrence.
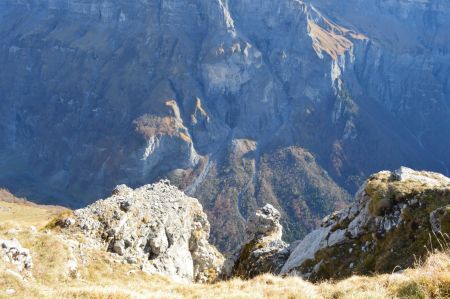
[1,197,449,299]
[229,167,450,280]
[57,167,450,282]
[67,180,224,283]
[0,167,449,287]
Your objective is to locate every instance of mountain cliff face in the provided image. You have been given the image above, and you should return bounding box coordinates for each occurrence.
[1,0,449,252]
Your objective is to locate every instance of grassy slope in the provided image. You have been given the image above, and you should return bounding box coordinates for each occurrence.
[0,197,449,299]
[0,189,67,226]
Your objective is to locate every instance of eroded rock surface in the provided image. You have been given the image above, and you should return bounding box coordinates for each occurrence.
[228,204,289,279]
[281,167,450,281]
[73,181,224,282]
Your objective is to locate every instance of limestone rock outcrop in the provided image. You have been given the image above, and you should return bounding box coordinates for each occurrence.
[72,181,224,283]
[1,239,33,274]
[228,204,289,279]
[281,167,450,281]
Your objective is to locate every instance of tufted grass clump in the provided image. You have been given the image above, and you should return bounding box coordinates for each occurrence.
[42,210,74,231]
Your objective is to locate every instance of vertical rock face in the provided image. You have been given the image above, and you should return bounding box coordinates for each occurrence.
[1,0,450,252]
[72,181,224,283]
[281,167,450,281]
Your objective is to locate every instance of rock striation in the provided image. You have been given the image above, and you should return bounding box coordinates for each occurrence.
[280,167,450,280]
[72,181,224,283]
[227,204,289,279]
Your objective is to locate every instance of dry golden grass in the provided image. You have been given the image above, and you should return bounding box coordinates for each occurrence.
[0,191,66,228]
[1,201,449,299]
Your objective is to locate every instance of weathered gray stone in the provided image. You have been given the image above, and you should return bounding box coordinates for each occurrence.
[430,205,450,234]
[0,239,33,273]
[73,181,224,282]
[246,204,283,241]
[228,204,289,279]
[112,240,125,256]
